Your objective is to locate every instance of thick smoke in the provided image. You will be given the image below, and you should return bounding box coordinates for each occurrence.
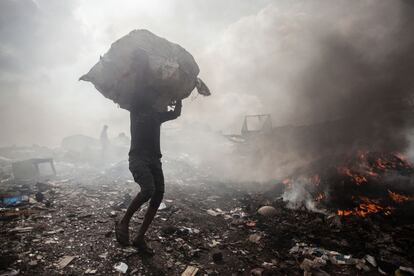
[200,0,414,130]
[293,0,414,152]
[186,0,414,182]
[2,0,414,184]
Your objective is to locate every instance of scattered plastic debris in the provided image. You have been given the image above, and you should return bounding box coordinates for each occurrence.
[85,268,97,274]
[159,202,167,210]
[8,226,33,233]
[113,262,128,274]
[56,255,76,269]
[290,242,373,273]
[206,208,225,216]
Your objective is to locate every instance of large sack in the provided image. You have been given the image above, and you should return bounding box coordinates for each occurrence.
[80,29,210,111]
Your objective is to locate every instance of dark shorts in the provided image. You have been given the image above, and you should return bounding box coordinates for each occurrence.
[129,156,165,193]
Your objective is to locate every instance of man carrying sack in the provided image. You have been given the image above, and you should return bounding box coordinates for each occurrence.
[80,29,210,255]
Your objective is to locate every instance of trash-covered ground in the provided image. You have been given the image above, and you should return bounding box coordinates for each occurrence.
[1,156,414,276]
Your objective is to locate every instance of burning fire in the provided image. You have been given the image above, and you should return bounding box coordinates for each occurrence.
[334,151,414,216]
[282,151,414,217]
[388,190,414,203]
[336,151,412,185]
[337,197,393,217]
[337,166,368,185]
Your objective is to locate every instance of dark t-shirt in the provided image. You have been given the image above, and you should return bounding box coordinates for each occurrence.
[129,102,181,159]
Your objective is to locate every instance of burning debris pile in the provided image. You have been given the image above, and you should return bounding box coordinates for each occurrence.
[282,150,414,219]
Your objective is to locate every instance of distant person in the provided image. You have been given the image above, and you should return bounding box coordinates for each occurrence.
[100,125,110,161]
[116,96,182,255]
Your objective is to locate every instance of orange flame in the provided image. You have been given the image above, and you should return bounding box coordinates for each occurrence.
[388,190,414,203]
[376,158,387,170]
[337,197,394,217]
[337,166,367,185]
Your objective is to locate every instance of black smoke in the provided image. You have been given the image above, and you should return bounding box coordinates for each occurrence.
[291,0,414,154]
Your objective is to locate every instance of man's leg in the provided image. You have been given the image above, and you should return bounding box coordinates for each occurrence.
[133,191,164,241]
[119,187,153,226]
[116,161,154,245]
[133,160,164,252]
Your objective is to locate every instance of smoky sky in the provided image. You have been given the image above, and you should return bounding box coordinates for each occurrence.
[0,0,271,146]
[0,0,86,75]
[0,0,413,148]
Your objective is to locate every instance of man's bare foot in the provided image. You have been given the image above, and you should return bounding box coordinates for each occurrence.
[132,237,155,256]
[115,221,130,245]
